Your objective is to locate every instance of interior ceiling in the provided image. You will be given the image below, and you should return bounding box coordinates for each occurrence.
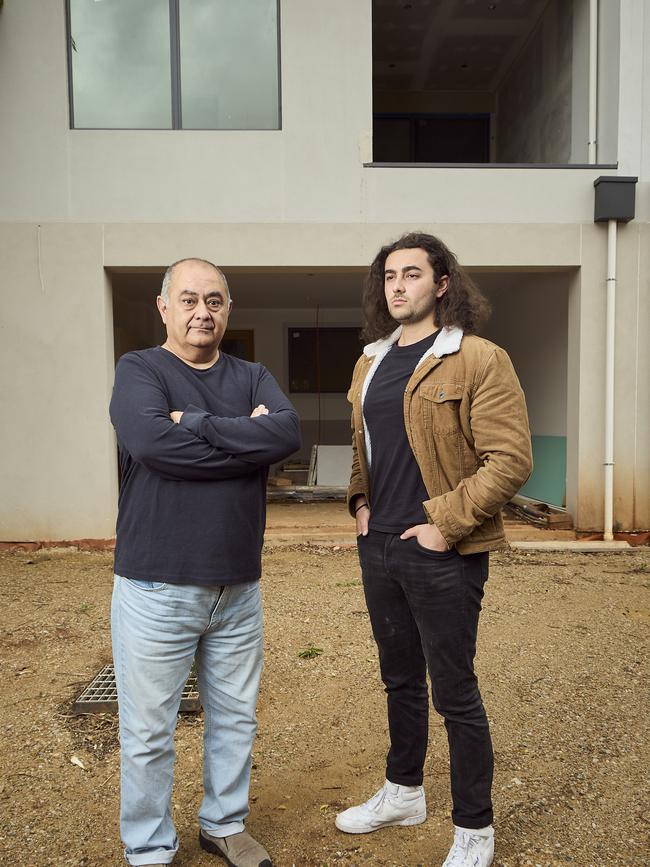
[111,269,564,310]
[111,270,367,309]
[373,0,550,93]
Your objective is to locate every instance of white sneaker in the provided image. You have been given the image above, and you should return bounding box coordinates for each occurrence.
[442,825,494,867]
[335,779,426,834]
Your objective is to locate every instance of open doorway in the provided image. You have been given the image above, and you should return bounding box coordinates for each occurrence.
[110,270,255,363]
[109,267,365,468]
[109,266,570,506]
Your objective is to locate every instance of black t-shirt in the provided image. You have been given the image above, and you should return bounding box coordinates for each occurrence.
[364,331,439,534]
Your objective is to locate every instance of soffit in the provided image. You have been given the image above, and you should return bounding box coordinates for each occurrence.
[373,0,551,94]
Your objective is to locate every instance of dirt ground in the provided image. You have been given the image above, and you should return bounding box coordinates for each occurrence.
[1,544,649,867]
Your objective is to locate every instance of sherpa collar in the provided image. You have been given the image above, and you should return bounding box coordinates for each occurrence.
[358,325,464,468]
[363,325,463,362]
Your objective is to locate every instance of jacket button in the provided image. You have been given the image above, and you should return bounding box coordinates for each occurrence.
[439,391,445,398]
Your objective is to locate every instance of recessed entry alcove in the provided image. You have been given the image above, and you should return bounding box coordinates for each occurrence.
[109,267,570,504]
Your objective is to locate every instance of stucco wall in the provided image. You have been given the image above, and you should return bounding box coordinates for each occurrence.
[0,223,117,540]
[565,222,650,531]
[0,0,648,537]
[0,0,642,226]
[2,219,647,537]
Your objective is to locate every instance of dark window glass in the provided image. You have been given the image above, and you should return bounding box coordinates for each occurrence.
[373,113,490,163]
[373,116,412,161]
[289,328,362,394]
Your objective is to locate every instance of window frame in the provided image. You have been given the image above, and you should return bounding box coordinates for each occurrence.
[64,0,282,131]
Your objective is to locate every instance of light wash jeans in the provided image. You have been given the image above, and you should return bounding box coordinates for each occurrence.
[111,575,264,866]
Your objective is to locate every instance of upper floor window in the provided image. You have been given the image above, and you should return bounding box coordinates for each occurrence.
[371,0,618,166]
[67,0,280,130]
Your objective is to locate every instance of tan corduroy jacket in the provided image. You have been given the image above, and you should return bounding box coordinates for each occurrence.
[347,326,533,554]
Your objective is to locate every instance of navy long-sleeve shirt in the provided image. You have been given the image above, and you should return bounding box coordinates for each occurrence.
[109,347,301,586]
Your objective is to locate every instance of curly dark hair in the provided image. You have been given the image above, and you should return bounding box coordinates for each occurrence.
[361,232,490,342]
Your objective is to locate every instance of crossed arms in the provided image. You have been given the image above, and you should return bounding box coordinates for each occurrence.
[110,354,301,482]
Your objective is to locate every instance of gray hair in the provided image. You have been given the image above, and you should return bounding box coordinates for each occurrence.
[160,258,230,303]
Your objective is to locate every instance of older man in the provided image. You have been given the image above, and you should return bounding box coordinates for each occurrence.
[109,258,300,867]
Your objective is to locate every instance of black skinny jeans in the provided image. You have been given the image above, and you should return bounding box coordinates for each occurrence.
[358,529,493,829]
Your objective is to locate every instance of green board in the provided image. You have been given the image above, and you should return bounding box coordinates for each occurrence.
[519,435,567,507]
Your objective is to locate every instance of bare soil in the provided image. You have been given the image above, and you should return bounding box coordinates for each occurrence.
[0,545,649,867]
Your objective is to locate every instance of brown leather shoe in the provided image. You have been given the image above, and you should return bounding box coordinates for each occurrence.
[199,829,272,867]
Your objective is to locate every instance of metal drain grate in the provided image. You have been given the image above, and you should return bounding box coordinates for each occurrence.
[73,664,201,714]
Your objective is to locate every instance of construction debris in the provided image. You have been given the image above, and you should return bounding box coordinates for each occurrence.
[508,495,574,530]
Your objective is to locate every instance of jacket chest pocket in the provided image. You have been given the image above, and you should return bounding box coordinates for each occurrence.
[419,382,464,436]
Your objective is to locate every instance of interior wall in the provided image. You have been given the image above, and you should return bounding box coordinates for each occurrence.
[482,272,570,506]
[110,280,363,466]
[228,306,362,463]
[569,0,590,164]
[482,273,569,436]
[495,0,574,163]
[373,90,495,115]
[111,273,571,475]
[596,0,620,165]
[112,280,165,361]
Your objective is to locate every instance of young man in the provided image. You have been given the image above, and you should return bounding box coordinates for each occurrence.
[336,233,532,866]
[110,258,300,867]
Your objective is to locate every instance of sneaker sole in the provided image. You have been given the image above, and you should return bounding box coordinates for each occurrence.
[335,812,426,834]
[198,831,272,867]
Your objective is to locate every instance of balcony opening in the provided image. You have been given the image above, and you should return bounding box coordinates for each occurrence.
[372,0,618,165]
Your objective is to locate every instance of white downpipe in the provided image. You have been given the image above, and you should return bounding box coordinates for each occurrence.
[603,218,617,540]
[588,0,598,163]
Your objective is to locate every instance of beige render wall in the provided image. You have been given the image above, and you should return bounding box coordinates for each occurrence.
[0,0,649,537]
[0,223,118,540]
[0,0,373,225]
[0,0,630,228]
[567,223,650,532]
[636,225,650,529]
[616,221,650,531]
[2,220,648,539]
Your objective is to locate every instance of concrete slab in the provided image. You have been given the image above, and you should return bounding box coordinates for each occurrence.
[504,526,576,541]
[263,534,356,548]
[264,502,590,547]
[511,540,632,552]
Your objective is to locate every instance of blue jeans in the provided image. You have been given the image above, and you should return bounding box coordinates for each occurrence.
[111,575,264,866]
[358,530,493,829]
